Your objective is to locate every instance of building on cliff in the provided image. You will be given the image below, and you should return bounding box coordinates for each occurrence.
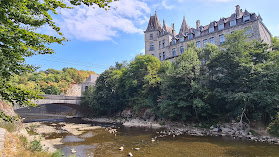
[66,74,99,96]
[144,5,272,61]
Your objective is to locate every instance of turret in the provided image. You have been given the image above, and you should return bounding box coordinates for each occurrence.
[196,20,200,29]
[236,5,241,18]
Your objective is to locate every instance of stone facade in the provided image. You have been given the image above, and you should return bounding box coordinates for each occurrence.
[144,5,272,61]
[66,84,82,97]
[66,74,99,96]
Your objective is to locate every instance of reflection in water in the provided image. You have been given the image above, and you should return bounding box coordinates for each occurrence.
[21,115,279,157]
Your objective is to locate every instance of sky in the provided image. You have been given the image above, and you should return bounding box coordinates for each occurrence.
[26,0,279,74]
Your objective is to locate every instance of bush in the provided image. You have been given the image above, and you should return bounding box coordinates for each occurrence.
[268,113,279,137]
[51,149,63,157]
[30,138,43,152]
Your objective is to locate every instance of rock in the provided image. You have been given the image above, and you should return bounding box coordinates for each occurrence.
[128,152,133,156]
[212,128,218,132]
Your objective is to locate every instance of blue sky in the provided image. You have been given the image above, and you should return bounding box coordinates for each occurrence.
[26,0,279,74]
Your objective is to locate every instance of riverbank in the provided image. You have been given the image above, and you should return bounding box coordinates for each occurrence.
[82,117,279,145]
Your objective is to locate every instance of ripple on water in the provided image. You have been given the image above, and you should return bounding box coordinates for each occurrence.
[62,135,85,143]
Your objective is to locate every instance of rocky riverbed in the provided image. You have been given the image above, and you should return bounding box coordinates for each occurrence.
[82,117,279,145]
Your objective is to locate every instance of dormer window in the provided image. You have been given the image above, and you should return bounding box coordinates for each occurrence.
[161,31,164,36]
[172,40,176,45]
[218,23,224,30]
[188,34,193,40]
[150,25,153,30]
[243,15,251,22]
[230,19,236,26]
[180,37,184,42]
[150,34,153,40]
[149,42,154,51]
[209,27,214,33]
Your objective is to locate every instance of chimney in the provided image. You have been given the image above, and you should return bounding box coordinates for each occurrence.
[172,23,175,34]
[236,5,241,18]
[196,20,200,29]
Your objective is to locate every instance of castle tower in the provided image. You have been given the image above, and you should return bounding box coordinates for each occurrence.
[144,11,161,56]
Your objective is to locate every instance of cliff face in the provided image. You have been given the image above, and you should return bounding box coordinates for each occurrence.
[0,100,17,117]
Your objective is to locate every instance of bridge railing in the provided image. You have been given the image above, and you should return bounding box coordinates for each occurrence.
[39,94,82,100]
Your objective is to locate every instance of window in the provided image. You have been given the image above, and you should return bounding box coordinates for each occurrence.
[149,42,154,51]
[209,37,215,44]
[163,40,165,48]
[209,27,214,33]
[180,37,184,42]
[159,53,162,61]
[151,54,154,56]
[180,46,184,54]
[159,41,161,49]
[218,23,224,30]
[243,15,250,22]
[245,27,252,37]
[150,25,153,30]
[161,31,164,36]
[163,52,166,60]
[196,41,201,48]
[230,20,236,26]
[231,31,234,34]
[172,48,176,56]
[85,86,88,91]
[203,39,208,47]
[150,34,153,40]
[188,34,193,40]
[219,35,225,45]
[172,40,176,45]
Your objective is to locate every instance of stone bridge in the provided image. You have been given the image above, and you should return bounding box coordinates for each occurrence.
[32,94,82,105]
[14,94,84,112]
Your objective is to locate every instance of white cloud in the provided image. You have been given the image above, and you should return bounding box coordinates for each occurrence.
[177,0,234,2]
[55,0,150,41]
[162,0,174,10]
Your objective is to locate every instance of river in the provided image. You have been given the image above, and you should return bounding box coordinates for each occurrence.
[18,113,279,157]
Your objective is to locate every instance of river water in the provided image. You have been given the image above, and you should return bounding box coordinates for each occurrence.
[18,114,279,157]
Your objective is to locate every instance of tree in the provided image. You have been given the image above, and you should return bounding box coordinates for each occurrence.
[0,0,115,121]
[207,30,279,124]
[158,45,210,121]
[121,55,162,112]
[81,62,126,116]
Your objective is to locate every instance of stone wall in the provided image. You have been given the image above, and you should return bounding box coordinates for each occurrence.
[66,84,82,97]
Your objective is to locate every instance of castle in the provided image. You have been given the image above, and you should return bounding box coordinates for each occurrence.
[144,5,272,61]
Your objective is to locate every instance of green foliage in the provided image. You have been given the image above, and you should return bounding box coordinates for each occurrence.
[158,47,209,121]
[82,30,279,127]
[0,0,114,121]
[268,113,279,137]
[51,149,63,157]
[30,138,43,152]
[9,68,95,95]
